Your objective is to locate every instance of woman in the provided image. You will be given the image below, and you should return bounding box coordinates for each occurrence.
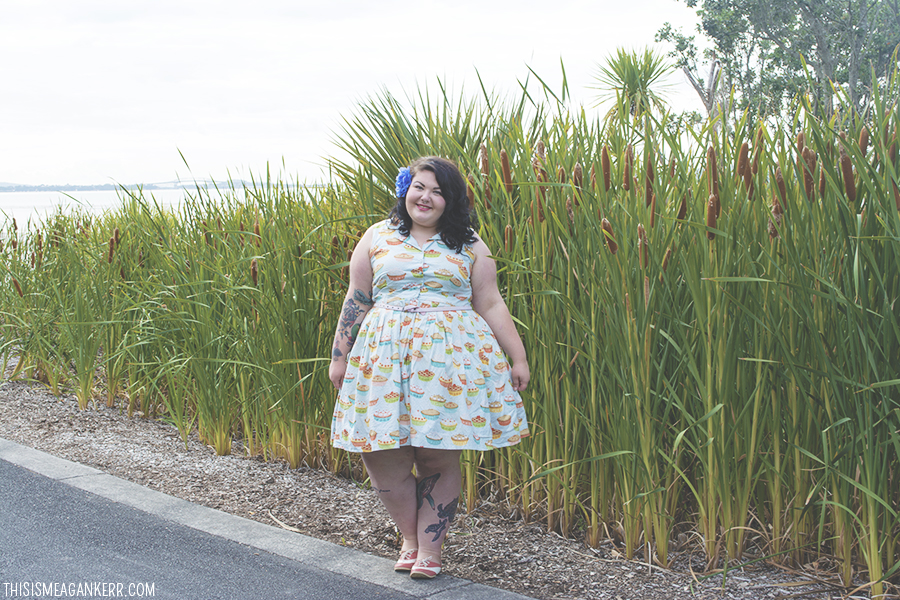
[328,156,530,579]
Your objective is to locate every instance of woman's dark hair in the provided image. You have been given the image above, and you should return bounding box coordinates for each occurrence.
[389,156,478,253]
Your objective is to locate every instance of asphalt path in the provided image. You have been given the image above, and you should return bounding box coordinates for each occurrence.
[0,438,533,600]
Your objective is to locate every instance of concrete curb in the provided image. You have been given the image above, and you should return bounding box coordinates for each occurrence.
[0,437,535,600]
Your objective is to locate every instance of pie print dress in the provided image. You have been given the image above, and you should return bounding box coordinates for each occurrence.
[330,219,530,453]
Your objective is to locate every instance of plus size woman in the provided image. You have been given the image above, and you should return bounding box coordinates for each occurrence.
[328,156,530,579]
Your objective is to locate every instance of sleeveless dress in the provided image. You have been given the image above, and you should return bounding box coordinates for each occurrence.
[330,219,530,453]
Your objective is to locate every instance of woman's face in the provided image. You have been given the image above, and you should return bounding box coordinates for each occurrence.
[405,169,446,233]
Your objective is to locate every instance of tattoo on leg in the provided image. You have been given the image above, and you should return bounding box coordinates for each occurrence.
[373,487,391,494]
[424,497,459,542]
[416,473,440,510]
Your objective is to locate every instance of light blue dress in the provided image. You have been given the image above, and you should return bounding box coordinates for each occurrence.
[330,219,530,452]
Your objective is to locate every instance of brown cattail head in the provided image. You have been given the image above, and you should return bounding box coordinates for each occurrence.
[752,127,764,174]
[11,237,17,250]
[662,246,673,273]
[557,164,567,184]
[254,218,261,246]
[573,162,583,190]
[637,223,649,269]
[466,174,476,211]
[566,196,575,226]
[706,146,720,214]
[107,237,115,263]
[796,131,806,154]
[12,278,23,298]
[250,258,258,286]
[771,191,784,225]
[840,150,856,204]
[113,227,120,247]
[479,142,489,177]
[802,147,817,200]
[601,218,618,254]
[500,149,513,194]
[775,166,787,208]
[706,195,718,240]
[590,163,597,190]
[535,140,546,159]
[768,219,779,239]
[649,194,657,228]
[30,251,35,269]
[644,158,655,207]
[893,180,900,212]
[737,142,749,184]
[818,165,827,199]
[601,145,611,191]
[504,224,513,253]
[676,192,688,220]
[859,127,869,156]
[536,194,545,223]
[623,145,633,191]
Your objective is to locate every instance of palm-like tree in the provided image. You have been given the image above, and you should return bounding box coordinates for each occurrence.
[593,47,673,119]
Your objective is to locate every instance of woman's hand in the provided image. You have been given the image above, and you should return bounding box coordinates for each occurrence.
[510,361,530,392]
[329,359,347,391]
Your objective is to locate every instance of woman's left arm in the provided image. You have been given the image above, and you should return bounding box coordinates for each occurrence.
[470,238,530,392]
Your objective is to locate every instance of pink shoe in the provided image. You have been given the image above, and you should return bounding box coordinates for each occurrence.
[410,556,442,579]
[394,548,418,572]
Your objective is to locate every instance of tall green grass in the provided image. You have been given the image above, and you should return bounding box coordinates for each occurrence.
[1,67,898,596]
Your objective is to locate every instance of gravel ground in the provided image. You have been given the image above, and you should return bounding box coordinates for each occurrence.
[0,364,887,600]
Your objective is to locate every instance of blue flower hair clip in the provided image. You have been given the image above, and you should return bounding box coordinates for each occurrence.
[395,167,412,199]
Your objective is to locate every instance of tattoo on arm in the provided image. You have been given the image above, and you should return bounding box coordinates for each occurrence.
[336,289,373,351]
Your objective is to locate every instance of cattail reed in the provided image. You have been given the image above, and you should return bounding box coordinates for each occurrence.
[504,224,513,253]
[108,237,115,263]
[796,131,805,154]
[557,164,567,184]
[590,163,597,190]
[662,246,673,273]
[772,190,784,225]
[573,162,583,190]
[254,218,261,246]
[250,258,258,287]
[500,149,513,194]
[752,127,764,174]
[737,142,749,185]
[775,166,787,208]
[239,221,245,246]
[649,194,657,228]
[601,218,618,254]
[644,158,655,207]
[12,278,23,298]
[535,140,546,159]
[467,174,476,211]
[802,147,816,200]
[840,150,856,204]
[479,142,489,177]
[601,145,611,191]
[566,196,575,227]
[859,126,869,156]
[676,192,688,221]
[623,145,633,191]
[637,224,649,269]
[707,146,720,216]
[706,195,717,240]
[113,227,120,247]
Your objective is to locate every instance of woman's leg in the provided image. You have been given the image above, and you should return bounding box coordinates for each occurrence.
[411,448,462,561]
[361,447,418,552]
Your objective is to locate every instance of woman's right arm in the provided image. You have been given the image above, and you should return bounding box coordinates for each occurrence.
[328,226,375,390]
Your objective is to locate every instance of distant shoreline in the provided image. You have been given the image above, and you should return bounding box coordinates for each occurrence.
[0,181,246,193]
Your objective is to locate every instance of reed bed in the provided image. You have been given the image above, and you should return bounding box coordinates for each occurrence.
[2,70,898,596]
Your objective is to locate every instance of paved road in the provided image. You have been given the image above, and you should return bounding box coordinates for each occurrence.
[0,438,534,600]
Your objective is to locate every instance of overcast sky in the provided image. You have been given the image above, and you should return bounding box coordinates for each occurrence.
[1,0,702,186]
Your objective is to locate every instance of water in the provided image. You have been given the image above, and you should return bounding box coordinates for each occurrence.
[0,188,197,228]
